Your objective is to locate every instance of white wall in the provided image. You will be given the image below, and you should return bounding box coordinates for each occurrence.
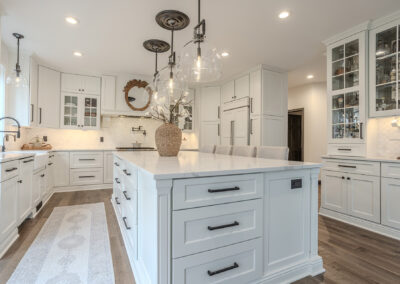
[288,82,327,163]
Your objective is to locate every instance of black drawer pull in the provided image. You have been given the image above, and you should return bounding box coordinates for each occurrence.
[115,178,121,184]
[208,186,240,193]
[207,262,239,276]
[208,221,239,231]
[338,148,351,151]
[114,162,120,166]
[41,174,45,178]
[49,155,55,158]
[115,197,120,205]
[48,162,53,166]
[123,191,131,200]
[79,158,96,161]
[5,167,18,173]
[17,180,23,184]
[123,169,131,176]
[338,165,356,169]
[23,159,34,163]
[122,217,131,230]
[347,177,351,180]
[79,175,95,178]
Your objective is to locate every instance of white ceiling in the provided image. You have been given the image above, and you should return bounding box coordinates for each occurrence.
[1,0,400,87]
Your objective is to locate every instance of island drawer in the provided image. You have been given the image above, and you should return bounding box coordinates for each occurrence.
[382,163,400,179]
[70,152,104,168]
[172,199,262,258]
[322,159,380,176]
[0,160,19,182]
[172,173,263,210]
[173,238,262,284]
[70,168,103,185]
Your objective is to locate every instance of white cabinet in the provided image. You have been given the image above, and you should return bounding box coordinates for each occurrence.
[250,115,261,146]
[0,176,18,243]
[38,66,61,128]
[61,93,100,129]
[17,158,34,223]
[369,20,400,117]
[45,162,54,198]
[29,56,39,127]
[234,75,249,100]
[321,170,347,213]
[61,73,101,95]
[101,75,116,112]
[200,121,220,146]
[53,152,70,187]
[200,87,220,121]
[221,106,249,146]
[261,69,287,117]
[250,70,261,116]
[382,177,400,230]
[104,152,113,184]
[221,81,235,104]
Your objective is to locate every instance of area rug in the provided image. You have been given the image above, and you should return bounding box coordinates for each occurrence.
[7,203,115,284]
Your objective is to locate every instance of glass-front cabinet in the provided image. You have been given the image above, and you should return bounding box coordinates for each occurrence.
[327,32,366,145]
[370,21,400,117]
[61,93,100,129]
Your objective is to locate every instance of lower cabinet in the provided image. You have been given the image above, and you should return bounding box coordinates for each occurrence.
[53,152,70,187]
[70,168,103,186]
[381,178,400,230]
[32,169,45,206]
[321,170,347,213]
[17,158,34,223]
[0,176,18,243]
[104,152,113,184]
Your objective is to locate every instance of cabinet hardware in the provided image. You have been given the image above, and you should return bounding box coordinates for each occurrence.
[360,122,364,140]
[250,98,253,113]
[207,262,239,276]
[78,158,96,161]
[123,191,131,200]
[347,177,351,180]
[31,104,34,122]
[49,155,55,158]
[39,108,42,124]
[115,197,120,205]
[123,169,131,176]
[338,165,356,169]
[208,221,239,231]
[230,120,234,146]
[114,162,120,166]
[342,176,345,179]
[208,186,240,193]
[338,148,351,151]
[122,217,131,230]
[115,178,120,184]
[250,119,253,135]
[48,162,53,166]
[217,124,220,136]
[40,174,45,178]
[79,175,95,178]
[17,180,22,184]
[217,106,220,119]
[23,159,34,163]
[5,167,18,173]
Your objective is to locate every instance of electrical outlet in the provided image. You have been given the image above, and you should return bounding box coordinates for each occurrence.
[43,136,48,142]
[100,137,104,143]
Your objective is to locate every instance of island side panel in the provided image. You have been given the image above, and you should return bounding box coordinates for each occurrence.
[137,169,172,284]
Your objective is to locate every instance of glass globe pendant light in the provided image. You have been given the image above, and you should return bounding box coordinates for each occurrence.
[179,0,222,83]
[6,33,28,88]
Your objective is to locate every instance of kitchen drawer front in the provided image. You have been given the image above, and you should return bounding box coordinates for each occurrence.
[120,163,138,190]
[70,168,103,185]
[70,152,104,168]
[322,159,380,176]
[0,160,19,182]
[382,163,400,179]
[120,205,138,260]
[327,144,366,157]
[173,173,263,210]
[173,199,262,258]
[173,238,262,284]
[120,187,137,225]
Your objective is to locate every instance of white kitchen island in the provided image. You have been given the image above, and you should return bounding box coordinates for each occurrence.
[111,151,324,284]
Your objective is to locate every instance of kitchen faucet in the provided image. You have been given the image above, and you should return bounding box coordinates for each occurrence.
[0,116,21,152]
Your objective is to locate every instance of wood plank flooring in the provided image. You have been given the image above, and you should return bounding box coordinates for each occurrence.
[0,188,399,284]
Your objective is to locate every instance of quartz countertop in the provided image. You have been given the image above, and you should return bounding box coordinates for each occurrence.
[115,151,321,180]
[322,155,400,163]
[0,152,35,163]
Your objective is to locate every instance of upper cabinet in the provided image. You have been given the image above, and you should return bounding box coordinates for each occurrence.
[61,73,101,95]
[326,31,367,153]
[61,93,100,130]
[38,66,61,128]
[221,81,235,104]
[234,75,250,100]
[101,75,116,112]
[369,20,400,117]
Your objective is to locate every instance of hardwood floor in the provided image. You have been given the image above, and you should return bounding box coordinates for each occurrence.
[0,188,399,284]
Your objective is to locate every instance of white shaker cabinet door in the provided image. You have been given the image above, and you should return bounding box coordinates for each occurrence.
[233,107,249,146]
[32,171,42,206]
[200,121,220,148]
[0,177,18,241]
[382,178,400,230]
[101,75,116,112]
[83,76,101,95]
[18,158,34,223]
[347,173,380,223]
[200,87,221,122]
[53,152,70,187]
[250,70,261,116]
[234,74,250,100]
[222,81,235,104]
[104,152,114,184]
[249,115,261,146]
[321,170,347,213]
[38,66,61,128]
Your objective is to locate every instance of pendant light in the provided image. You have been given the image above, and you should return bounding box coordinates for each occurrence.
[178,0,222,83]
[6,33,28,88]
[154,10,189,100]
[143,39,170,99]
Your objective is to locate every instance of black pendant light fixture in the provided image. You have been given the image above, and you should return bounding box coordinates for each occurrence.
[6,33,28,88]
[179,0,222,83]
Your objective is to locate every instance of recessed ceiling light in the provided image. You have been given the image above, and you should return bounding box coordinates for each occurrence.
[73,51,83,57]
[278,11,290,19]
[307,74,314,79]
[65,16,79,25]
[221,52,229,57]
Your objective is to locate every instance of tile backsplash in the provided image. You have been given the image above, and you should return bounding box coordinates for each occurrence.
[367,116,400,158]
[4,117,199,151]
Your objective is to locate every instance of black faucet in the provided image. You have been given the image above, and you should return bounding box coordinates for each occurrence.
[0,116,21,152]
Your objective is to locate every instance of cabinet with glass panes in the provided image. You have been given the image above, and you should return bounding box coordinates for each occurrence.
[60,93,100,130]
[327,31,366,148]
[369,21,400,117]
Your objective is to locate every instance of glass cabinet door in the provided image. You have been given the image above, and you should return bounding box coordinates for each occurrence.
[63,95,79,127]
[331,91,360,140]
[331,40,359,91]
[83,96,98,128]
[375,26,397,112]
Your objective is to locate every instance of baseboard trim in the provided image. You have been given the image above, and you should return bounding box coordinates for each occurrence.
[319,208,400,241]
[0,229,19,259]
[54,184,112,192]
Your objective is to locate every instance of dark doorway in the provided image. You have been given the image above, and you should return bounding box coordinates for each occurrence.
[288,108,304,161]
